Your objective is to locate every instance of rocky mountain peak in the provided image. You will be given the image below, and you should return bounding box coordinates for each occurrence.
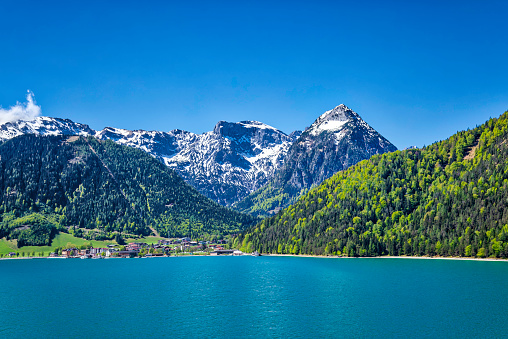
[212,120,290,150]
[307,104,360,137]
[95,127,134,140]
[214,120,279,135]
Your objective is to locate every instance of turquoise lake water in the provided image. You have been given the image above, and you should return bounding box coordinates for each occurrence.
[1,256,508,338]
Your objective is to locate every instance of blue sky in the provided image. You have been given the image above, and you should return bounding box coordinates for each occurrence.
[0,0,507,149]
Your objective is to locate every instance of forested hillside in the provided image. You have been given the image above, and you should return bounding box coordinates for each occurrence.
[0,135,254,246]
[235,111,508,258]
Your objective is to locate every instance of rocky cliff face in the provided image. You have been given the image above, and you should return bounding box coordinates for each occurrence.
[163,121,299,205]
[234,104,398,216]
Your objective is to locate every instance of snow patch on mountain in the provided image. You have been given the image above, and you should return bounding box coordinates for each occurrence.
[309,120,348,136]
[237,121,278,131]
[308,104,355,135]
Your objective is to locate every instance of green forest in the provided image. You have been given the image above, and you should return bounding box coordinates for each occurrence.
[234,111,508,258]
[0,135,255,246]
[234,182,308,218]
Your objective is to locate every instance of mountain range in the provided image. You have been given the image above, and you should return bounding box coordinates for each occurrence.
[0,105,396,211]
[0,117,300,206]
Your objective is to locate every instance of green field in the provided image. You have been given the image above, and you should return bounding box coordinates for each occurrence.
[0,233,171,256]
[0,238,17,255]
[0,233,115,256]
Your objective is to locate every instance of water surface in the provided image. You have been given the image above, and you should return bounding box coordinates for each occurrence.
[1,256,507,338]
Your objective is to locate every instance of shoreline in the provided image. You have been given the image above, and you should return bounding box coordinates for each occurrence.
[2,254,508,262]
[0,253,213,260]
[263,253,508,262]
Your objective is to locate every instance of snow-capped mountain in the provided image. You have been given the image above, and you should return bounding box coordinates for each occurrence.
[285,104,396,187]
[0,116,94,141]
[0,104,396,210]
[93,120,299,205]
[94,126,198,160]
[0,116,299,206]
[161,121,300,205]
[235,104,398,216]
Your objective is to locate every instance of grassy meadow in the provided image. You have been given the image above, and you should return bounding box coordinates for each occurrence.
[1,233,135,256]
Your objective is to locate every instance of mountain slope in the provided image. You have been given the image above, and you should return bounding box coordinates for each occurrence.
[0,117,298,206]
[234,111,508,258]
[162,121,299,205]
[0,135,255,246]
[235,104,397,216]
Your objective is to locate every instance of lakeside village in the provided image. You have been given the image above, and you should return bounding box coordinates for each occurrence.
[4,237,261,259]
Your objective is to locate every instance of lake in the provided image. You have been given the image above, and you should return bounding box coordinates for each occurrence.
[1,256,507,338]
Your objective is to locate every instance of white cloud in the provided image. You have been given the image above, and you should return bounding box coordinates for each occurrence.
[0,90,42,125]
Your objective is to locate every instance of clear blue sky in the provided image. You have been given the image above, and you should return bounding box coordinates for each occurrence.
[1,0,507,149]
